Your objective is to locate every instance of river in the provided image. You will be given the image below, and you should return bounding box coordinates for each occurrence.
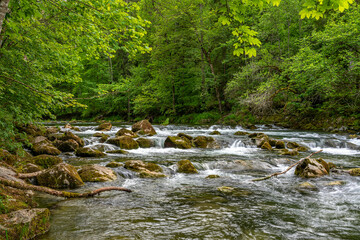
[38,123,360,239]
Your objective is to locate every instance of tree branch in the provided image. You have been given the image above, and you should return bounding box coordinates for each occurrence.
[252,150,323,182]
[0,75,53,96]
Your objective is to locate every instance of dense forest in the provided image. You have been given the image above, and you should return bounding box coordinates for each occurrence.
[0,0,359,150]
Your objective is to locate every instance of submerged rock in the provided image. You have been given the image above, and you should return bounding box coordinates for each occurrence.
[75,147,106,157]
[131,120,157,136]
[116,128,138,138]
[107,136,139,149]
[164,136,192,149]
[96,122,112,131]
[36,163,84,188]
[217,186,253,196]
[78,165,117,182]
[177,160,198,174]
[0,208,50,240]
[294,158,329,178]
[31,154,63,169]
[325,181,346,186]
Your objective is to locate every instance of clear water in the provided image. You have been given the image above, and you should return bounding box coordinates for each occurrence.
[38,123,360,239]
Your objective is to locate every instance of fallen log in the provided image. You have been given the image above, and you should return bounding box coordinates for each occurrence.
[0,177,131,198]
[252,150,323,182]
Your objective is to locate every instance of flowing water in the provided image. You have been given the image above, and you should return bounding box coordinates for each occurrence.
[37,123,360,239]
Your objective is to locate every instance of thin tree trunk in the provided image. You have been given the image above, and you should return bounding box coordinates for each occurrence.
[0,0,10,36]
[172,78,176,114]
[200,34,206,106]
[127,89,130,121]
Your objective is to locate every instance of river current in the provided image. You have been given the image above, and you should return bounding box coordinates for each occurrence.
[38,123,360,239]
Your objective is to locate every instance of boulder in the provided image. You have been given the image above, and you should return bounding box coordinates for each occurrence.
[32,138,61,156]
[57,139,79,152]
[294,158,329,178]
[93,132,104,137]
[116,128,138,138]
[177,133,193,140]
[23,163,43,173]
[261,142,272,151]
[59,131,84,147]
[0,208,50,240]
[177,160,198,174]
[78,165,117,182]
[107,136,139,149]
[234,131,248,136]
[75,147,106,157]
[124,160,166,178]
[206,174,220,179]
[287,141,300,149]
[106,162,123,168]
[349,168,360,176]
[0,182,36,213]
[31,154,63,169]
[275,140,286,149]
[45,126,59,135]
[136,138,155,148]
[131,120,157,136]
[325,181,346,186]
[297,182,317,190]
[0,149,18,165]
[279,149,299,156]
[164,136,192,149]
[193,136,220,149]
[96,122,112,131]
[209,130,221,135]
[100,134,110,143]
[36,163,84,188]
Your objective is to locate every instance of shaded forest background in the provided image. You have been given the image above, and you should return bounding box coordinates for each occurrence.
[0,0,359,150]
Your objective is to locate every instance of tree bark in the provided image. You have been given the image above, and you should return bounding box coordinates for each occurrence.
[0,0,10,36]
[0,176,132,198]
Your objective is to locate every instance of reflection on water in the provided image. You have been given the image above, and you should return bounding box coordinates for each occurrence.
[38,124,360,239]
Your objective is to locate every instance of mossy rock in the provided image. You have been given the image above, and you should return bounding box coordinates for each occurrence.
[100,134,110,143]
[0,208,50,240]
[22,163,43,173]
[93,132,104,137]
[131,120,157,136]
[268,139,277,147]
[206,175,220,179]
[106,149,129,154]
[105,162,123,168]
[164,136,192,149]
[193,136,220,149]
[234,131,248,136]
[177,133,193,140]
[32,142,61,156]
[107,136,139,149]
[217,186,253,196]
[57,139,79,152]
[294,158,329,178]
[248,132,266,139]
[0,149,18,166]
[78,165,117,182]
[279,149,299,156]
[124,160,166,178]
[96,122,112,131]
[36,163,84,189]
[296,146,309,152]
[325,181,346,186]
[275,140,286,149]
[0,184,36,214]
[297,182,317,190]
[116,128,138,138]
[261,142,272,151]
[31,154,63,169]
[349,168,360,176]
[315,158,330,173]
[177,160,198,174]
[59,131,84,147]
[75,147,106,157]
[209,131,221,135]
[287,141,300,149]
[136,138,155,148]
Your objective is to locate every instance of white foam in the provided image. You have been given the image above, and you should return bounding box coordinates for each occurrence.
[311,147,360,155]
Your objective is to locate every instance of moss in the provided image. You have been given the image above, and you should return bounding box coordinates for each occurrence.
[177,160,198,174]
[193,136,215,148]
[234,131,248,136]
[279,149,299,156]
[105,162,123,168]
[78,165,117,182]
[261,142,272,151]
[31,155,62,169]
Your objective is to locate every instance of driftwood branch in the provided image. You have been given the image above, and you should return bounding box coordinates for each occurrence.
[0,177,131,198]
[252,150,323,182]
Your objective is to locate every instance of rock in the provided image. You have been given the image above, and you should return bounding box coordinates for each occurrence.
[210,130,221,135]
[75,147,106,157]
[107,136,139,149]
[0,149,18,165]
[131,120,157,136]
[279,149,299,156]
[0,208,50,240]
[234,131,248,136]
[32,138,61,156]
[17,124,44,137]
[177,133,193,140]
[206,175,220,179]
[261,142,272,150]
[268,139,277,147]
[23,163,43,173]
[217,186,253,196]
[164,136,192,149]
[0,182,36,213]
[31,155,63,169]
[36,163,84,188]
[59,131,84,147]
[136,138,155,148]
[248,133,269,147]
[116,128,138,138]
[349,168,360,176]
[106,162,123,168]
[106,150,129,154]
[217,186,235,193]
[96,122,112,131]
[57,139,79,152]
[78,165,117,182]
[275,140,286,149]
[100,134,110,143]
[325,181,346,186]
[177,160,198,174]
[93,132,104,137]
[297,182,317,190]
[193,136,220,149]
[296,146,309,152]
[245,124,257,130]
[64,123,72,129]
[45,126,59,135]
[287,141,300,149]
[294,158,329,178]
[124,160,166,178]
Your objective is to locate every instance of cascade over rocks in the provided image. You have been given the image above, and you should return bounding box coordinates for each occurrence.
[36,163,84,188]
[164,136,192,149]
[107,136,139,149]
[131,120,157,136]
[75,147,106,157]
[295,158,329,178]
[116,128,138,138]
[78,165,117,182]
[96,122,112,131]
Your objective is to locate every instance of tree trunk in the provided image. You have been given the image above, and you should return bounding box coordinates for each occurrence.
[0,0,10,36]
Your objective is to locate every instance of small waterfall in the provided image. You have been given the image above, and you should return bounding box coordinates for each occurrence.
[230,139,256,148]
